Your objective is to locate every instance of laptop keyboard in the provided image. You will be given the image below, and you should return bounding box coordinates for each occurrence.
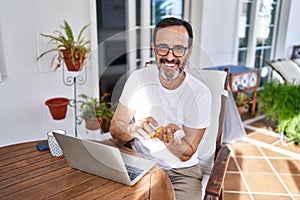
[125,165,144,181]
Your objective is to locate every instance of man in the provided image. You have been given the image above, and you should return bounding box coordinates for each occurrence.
[110,17,211,199]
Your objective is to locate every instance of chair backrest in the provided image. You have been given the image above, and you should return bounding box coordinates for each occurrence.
[291,45,300,60]
[293,58,300,67]
[185,68,228,198]
[266,59,300,85]
[185,68,228,173]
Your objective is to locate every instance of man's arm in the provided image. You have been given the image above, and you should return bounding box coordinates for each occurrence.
[110,102,153,142]
[165,126,206,162]
[110,103,136,143]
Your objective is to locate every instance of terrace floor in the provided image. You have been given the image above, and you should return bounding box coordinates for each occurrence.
[223,113,300,200]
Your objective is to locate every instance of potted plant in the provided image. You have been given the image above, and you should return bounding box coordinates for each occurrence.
[78,93,114,131]
[233,92,249,115]
[258,80,300,145]
[36,20,91,71]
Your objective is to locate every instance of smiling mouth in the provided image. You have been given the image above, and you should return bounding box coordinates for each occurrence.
[165,63,176,67]
[160,58,180,68]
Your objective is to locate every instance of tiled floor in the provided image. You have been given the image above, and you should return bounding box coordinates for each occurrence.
[223,114,300,200]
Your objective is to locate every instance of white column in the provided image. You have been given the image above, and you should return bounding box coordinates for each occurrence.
[89,0,99,95]
[126,0,137,72]
[274,0,290,58]
[140,0,151,67]
[246,0,260,67]
[189,0,204,68]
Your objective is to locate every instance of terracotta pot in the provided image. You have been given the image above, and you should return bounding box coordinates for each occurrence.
[61,50,86,71]
[237,105,245,115]
[45,98,70,120]
[85,118,103,130]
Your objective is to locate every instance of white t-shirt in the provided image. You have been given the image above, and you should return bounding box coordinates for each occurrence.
[119,66,211,169]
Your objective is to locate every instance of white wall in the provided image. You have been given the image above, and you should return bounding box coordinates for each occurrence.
[190,0,240,67]
[0,0,100,146]
[201,0,239,66]
[275,0,300,59]
[284,0,300,58]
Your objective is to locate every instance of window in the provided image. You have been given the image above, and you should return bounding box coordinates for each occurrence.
[150,0,184,25]
[237,0,280,85]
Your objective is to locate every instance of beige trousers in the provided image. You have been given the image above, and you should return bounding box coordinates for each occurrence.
[164,164,203,200]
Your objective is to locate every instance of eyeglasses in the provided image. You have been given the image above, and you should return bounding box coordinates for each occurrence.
[154,44,188,57]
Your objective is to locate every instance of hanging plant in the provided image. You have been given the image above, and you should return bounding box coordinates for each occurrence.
[36,20,91,71]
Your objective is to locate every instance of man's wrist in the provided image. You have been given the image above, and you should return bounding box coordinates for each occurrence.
[127,124,136,135]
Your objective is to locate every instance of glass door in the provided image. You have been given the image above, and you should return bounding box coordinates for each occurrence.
[237,0,281,86]
[96,0,127,100]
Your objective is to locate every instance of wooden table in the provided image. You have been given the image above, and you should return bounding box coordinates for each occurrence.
[0,140,175,200]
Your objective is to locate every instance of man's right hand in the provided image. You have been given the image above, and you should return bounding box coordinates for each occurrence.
[127,124,150,139]
[128,117,159,139]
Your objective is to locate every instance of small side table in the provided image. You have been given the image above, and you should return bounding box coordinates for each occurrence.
[205,65,260,116]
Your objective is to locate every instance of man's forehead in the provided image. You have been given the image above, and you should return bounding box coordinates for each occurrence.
[155,26,189,45]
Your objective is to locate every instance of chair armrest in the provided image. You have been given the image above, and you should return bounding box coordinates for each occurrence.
[204,145,231,199]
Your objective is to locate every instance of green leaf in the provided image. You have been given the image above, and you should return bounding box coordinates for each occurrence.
[63,20,74,44]
[77,23,90,44]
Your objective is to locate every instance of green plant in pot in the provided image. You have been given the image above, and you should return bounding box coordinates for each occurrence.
[78,93,114,132]
[257,80,300,145]
[36,20,91,71]
[233,92,249,115]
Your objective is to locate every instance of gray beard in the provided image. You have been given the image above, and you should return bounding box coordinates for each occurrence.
[159,66,180,79]
[158,63,185,80]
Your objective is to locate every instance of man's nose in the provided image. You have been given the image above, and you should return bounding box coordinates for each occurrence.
[166,49,175,60]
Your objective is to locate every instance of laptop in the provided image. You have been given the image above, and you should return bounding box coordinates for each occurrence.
[53,132,156,186]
